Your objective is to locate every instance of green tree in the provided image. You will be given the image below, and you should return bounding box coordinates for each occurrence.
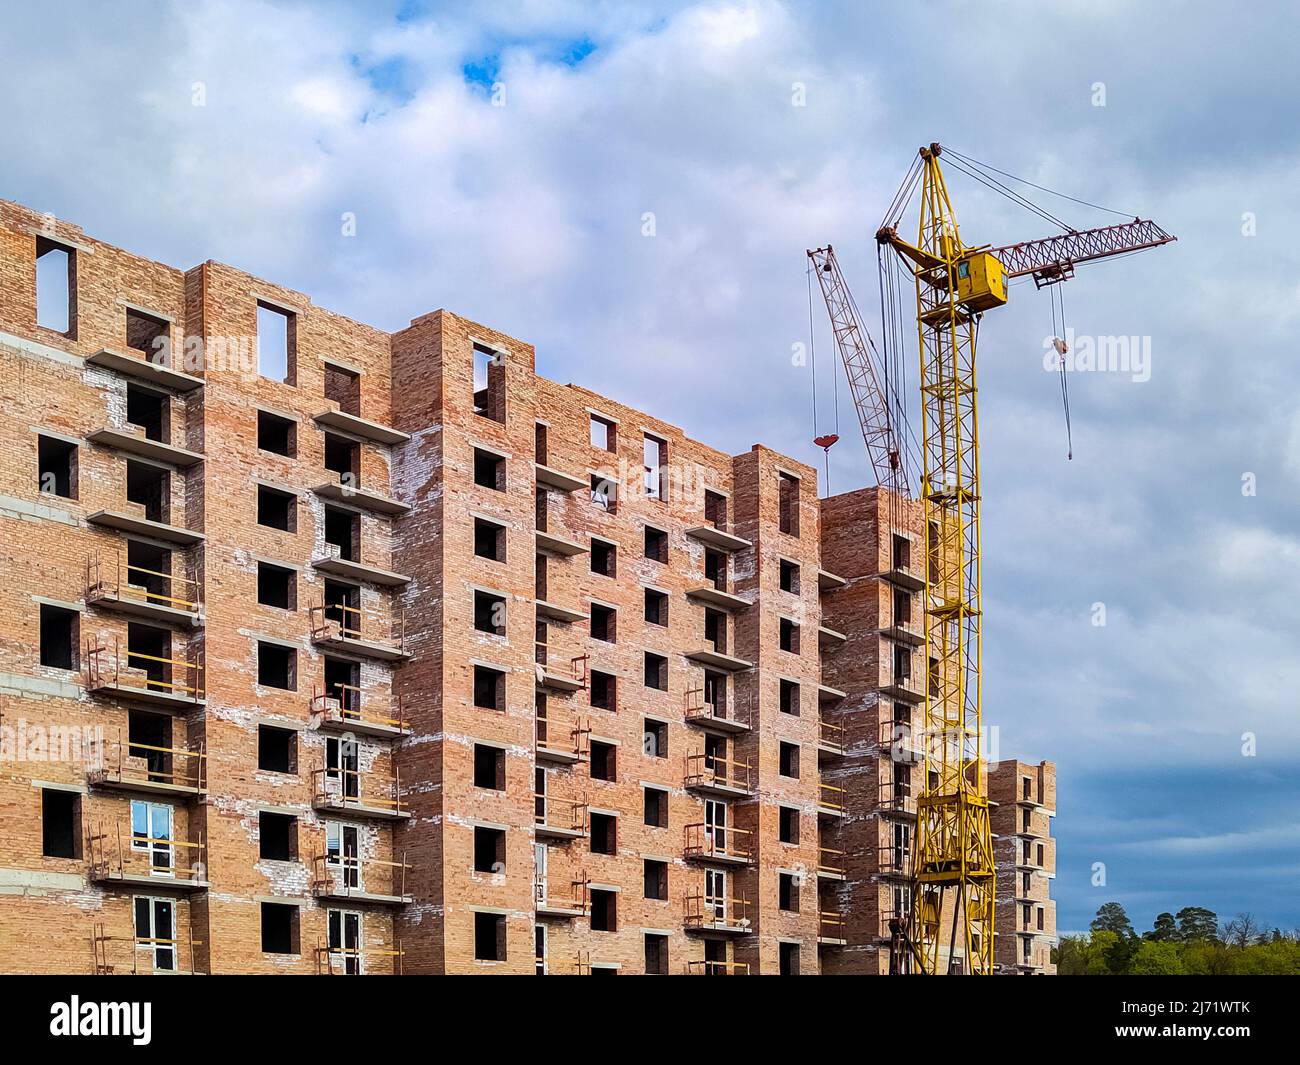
[1086,930,1120,974]
[1054,935,1089,975]
[1091,902,1135,937]
[1177,906,1218,942]
[1146,911,1178,941]
[1130,940,1187,974]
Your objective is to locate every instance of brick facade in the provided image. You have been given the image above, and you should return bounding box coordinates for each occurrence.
[0,199,1055,974]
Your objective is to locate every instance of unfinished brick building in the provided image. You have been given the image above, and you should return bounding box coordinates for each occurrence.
[990,760,1058,974]
[0,199,1055,974]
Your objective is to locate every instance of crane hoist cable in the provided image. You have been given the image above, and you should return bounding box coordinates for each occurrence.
[1051,281,1073,460]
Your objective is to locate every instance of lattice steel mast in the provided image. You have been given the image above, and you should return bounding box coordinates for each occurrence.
[874,143,1175,974]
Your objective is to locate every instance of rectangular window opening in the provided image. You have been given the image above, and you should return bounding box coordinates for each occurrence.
[256,303,296,385]
[473,344,506,423]
[323,361,359,415]
[42,788,80,858]
[35,237,75,336]
[39,603,79,670]
[37,435,77,500]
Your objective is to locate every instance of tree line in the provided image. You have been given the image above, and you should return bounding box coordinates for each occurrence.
[1055,902,1300,974]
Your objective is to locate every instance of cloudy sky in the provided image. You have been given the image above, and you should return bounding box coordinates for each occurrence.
[5,0,1298,935]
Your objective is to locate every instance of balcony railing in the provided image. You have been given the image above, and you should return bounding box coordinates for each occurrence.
[312,764,409,820]
[534,794,589,837]
[312,852,412,903]
[819,909,848,943]
[879,719,923,759]
[535,647,589,691]
[86,819,208,886]
[684,687,751,731]
[309,600,406,659]
[536,704,590,761]
[818,718,847,754]
[686,959,750,975]
[819,781,846,815]
[684,752,753,795]
[314,939,406,975]
[683,822,753,864]
[877,843,912,876]
[878,781,916,814]
[84,635,205,705]
[818,846,847,878]
[86,550,202,617]
[535,873,590,915]
[684,893,752,933]
[89,731,207,795]
[311,684,410,737]
[92,920,204,975]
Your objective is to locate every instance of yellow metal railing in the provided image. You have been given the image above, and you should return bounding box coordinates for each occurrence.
[818,845,846,877]
[684,752,753,793]
[683,822,753,863]
[533,794,589,835]
[91,730,207,792]
[87,550,202,612]
[313,763,407,816]
[315,939,405,975]
[686,959,750,975]
[312,851,410,900]
[819,781,846,813]
[309,599,405,653]
[684,893,751,931]
[312,684,408,734]
[92,921,204,975]
[85,635,205,701]
[819,717,846,753]
[87,819,207,883]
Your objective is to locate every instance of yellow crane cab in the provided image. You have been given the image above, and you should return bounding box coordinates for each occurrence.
[955,250,1008,312]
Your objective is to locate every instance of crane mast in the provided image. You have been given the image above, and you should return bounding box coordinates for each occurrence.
[872,142,1175,974]
[878,144,995,974]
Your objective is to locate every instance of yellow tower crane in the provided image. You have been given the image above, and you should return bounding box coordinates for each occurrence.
[872,143,1174,974]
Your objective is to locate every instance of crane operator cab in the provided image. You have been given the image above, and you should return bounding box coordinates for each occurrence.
[955,250,1009,312]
